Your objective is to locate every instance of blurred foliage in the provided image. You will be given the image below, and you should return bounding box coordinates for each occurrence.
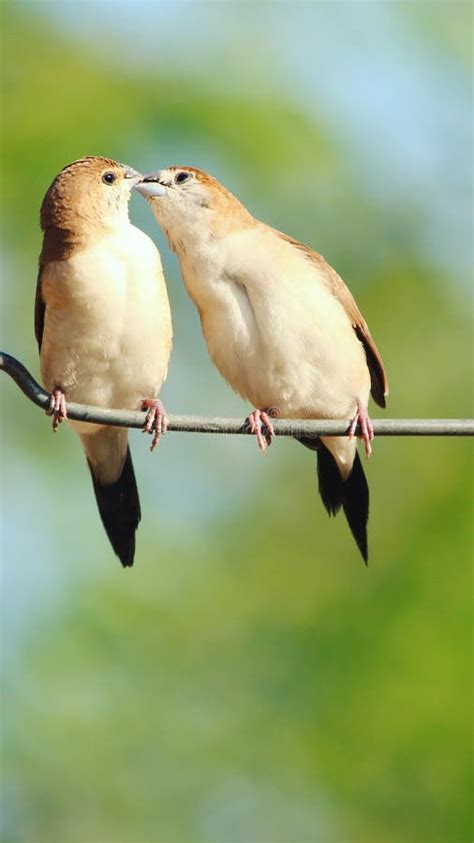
[1,3,472,843]
[401,1,473,70]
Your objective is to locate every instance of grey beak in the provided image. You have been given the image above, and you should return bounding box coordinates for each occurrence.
[143,171,162,182]
[121,164,142,181]
[134,172,167,198]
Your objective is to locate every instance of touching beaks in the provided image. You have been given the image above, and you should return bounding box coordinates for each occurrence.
[134,172,167,198]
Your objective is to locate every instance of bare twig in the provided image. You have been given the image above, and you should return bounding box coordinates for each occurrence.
[1,351,473,437]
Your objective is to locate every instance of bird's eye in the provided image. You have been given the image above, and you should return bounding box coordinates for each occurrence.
[175,171,190,184]
[102,172,116,185]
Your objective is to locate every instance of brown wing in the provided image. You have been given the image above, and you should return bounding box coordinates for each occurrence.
[278,232,389,408]
[34,265,45,352]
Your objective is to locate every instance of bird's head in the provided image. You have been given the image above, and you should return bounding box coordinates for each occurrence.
[135,166,252,250]
[40,156,142,237]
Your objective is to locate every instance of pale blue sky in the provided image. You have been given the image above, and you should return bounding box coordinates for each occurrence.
[34,0,473,280]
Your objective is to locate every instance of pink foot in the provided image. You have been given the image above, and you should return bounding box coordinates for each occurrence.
[46,387,67,432]
[246,408,277,454]
[142,398,168,452]
[348,402,374,457]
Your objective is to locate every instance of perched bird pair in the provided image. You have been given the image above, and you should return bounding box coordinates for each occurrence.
[36,156,387,568]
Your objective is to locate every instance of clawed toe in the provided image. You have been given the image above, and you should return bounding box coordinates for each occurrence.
[348,402,375,457]
[247,408,276,454]
[142,398,168,452]
[46,387,67,432]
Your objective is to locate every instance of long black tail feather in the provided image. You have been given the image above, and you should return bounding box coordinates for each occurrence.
[88,447,141,568]
[341,452,369,563]
[298,437,369,563]
[317,445,369,563]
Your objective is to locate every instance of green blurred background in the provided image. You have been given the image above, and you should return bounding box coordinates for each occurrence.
[0,2,472,841]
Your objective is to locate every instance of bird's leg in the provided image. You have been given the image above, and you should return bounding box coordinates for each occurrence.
[348,401,375,457]
[46,387,67,432]
[142,398,168,452]
[246,406,279,454]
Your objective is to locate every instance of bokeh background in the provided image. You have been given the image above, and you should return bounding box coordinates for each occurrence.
[1,2,472,841]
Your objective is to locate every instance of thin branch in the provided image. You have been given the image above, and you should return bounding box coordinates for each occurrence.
[1,351,473,437]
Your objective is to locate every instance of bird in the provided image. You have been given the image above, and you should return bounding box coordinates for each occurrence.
[35,156,172,567]
[136,166,388,563]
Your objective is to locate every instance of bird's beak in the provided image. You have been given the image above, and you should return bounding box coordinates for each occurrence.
[134,172,167,198]
[121,164,142,184]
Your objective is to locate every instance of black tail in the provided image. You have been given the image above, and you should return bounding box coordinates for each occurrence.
[298,437,369,563]
[317,444,369,563]
[87,447,141,568]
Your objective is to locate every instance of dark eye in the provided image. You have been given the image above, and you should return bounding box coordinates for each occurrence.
[102,171,116,185]
[175,171,190,184]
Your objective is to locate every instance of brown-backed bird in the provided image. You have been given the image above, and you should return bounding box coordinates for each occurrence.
[36,156,172,567]
[137,166,387,562]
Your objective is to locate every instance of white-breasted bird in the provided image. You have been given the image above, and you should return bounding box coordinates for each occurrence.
[36,156,172,567]
[136,166,388,562]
